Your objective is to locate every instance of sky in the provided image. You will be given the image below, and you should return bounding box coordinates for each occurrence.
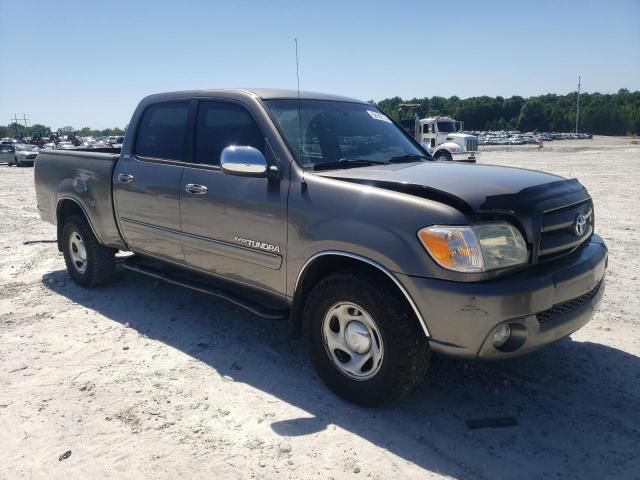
[1,0,639,129]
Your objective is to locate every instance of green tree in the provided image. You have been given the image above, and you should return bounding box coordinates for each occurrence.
[517,99,549,131]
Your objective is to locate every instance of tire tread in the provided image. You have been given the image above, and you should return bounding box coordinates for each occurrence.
[62,215,116,287]
[303,270,430,406]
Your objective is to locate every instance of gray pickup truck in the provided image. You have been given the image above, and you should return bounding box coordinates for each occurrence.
[35,89,607,405]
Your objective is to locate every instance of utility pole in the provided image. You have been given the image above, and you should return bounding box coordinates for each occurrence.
[575,75,581,134]
[11,114,20,137]
[21,114,30,137]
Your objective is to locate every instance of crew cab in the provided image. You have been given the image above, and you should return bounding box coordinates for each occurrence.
[34,89,607,406]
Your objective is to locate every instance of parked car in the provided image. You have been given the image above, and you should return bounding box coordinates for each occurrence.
[0,143,15,163]
[11,144,39,166]
[34,89,607,406]
[56,142,76,150]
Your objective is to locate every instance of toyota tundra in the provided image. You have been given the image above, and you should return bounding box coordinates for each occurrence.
[34,89,607,406]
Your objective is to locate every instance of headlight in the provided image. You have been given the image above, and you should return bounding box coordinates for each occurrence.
[417,222,528,272]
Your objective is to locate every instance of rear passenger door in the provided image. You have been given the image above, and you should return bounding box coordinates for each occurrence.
[113,100,192,263]
[179,99,287,296]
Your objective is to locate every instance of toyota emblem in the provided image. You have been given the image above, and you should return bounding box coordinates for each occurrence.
[574,214,587,236]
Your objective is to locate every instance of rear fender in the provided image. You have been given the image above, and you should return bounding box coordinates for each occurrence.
[55,196,101,251]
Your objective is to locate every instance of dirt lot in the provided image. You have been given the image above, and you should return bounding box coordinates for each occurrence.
[1,136,639,480]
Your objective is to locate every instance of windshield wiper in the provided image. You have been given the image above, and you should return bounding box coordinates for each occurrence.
[312,158,390,171]
[388,153,432,163]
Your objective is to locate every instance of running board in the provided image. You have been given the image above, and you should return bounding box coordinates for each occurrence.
[122,257,289,320]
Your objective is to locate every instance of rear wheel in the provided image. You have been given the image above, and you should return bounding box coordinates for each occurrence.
[62,215,116,287]
[304,271,430,406]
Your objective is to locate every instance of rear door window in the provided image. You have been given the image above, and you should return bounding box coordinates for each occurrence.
[194,101,264,165]
[135,101,189,160]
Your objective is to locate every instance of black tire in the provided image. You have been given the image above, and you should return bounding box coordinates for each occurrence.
[304,270,430,406]
[434,150,452,161]
[62,215,116,287]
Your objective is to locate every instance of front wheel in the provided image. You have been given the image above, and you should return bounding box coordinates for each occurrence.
[62,215,116,287]
[304,271,430,406]
[434,151,452,161]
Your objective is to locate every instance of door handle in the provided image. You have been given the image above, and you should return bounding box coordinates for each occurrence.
[185,183,208,195]
[118,173,134,183]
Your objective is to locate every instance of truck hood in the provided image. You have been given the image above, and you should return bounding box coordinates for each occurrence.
[314,161,585,214]
[444,132,474,139]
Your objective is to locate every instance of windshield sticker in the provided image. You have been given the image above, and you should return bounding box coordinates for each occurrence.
[367,110,392,123]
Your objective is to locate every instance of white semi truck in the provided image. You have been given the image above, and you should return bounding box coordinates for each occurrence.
[399,105,479,162]
[418,116,479,163]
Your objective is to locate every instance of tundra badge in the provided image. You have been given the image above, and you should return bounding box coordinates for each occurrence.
[234,236,281,254]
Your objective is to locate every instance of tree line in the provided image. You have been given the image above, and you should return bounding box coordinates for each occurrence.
[0,123,125,139]
[374,89,640,135]
[2,89,639,138]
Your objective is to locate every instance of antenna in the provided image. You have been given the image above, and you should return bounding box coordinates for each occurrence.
[294,38,303,157]
[294,38,301,98]
[575,75,581,134]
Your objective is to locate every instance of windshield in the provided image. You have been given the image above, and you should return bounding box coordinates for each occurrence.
[16,145,37,151]
[264,99,425,167]
[436,121,457,133]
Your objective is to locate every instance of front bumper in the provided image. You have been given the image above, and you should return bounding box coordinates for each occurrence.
[451,151,478,163]
[398,235,607,359]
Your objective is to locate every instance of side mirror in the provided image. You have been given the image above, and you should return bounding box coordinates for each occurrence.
[220,146,268,177]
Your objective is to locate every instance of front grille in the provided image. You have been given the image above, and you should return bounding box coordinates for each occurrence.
[536,279,602,323]
[538,199,593,262]
[465,137,478,152]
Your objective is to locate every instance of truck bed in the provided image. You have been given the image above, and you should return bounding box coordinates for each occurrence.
[34,149,125,248]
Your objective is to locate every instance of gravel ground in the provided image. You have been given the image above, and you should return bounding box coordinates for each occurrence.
[1,136,639,480]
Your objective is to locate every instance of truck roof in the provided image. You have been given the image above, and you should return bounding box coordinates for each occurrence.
[421,117,455,123]
[144,88,365,104]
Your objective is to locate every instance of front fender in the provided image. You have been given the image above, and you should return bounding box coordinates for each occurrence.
[435,142,463,155]
[286,171,469,295]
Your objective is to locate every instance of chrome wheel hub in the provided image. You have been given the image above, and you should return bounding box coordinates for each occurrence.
[69,231,87,274]
[322,302,384,380]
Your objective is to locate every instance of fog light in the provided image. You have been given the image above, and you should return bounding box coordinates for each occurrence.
[492,324,511,348]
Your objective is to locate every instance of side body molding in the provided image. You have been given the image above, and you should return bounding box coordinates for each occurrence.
[295,251,431,337]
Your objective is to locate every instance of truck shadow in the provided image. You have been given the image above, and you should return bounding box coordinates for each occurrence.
[42,269,640,479]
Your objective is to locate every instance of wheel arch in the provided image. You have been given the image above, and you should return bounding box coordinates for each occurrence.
[55,198,100,252]
[433,147,453,160]
[289,251,430,339]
